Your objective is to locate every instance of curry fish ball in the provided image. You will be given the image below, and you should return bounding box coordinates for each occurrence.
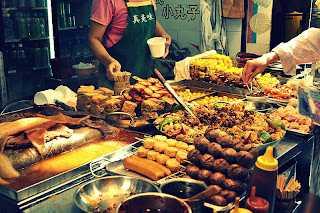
[143,138,157,149]
[153,141,168,153]
[166,158,181,172]
[164,146,179,158]
[137,146,149,158]
[187,145,196,152]
[176,150,188,163]
[154,135,168,142]
[166,138,178,147]
[175,141,189,150]
[147,150,159,161]
[156,154,170,165]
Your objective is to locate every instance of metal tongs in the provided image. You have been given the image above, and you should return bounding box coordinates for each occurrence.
[152,69,199,122]
[246,82,253,94]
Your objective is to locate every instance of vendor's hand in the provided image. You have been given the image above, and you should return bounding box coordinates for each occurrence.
[162,34,171,59]
[106,60,121,81]
[242,56,268,83]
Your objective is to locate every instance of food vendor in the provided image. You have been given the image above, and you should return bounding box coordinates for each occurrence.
[241,27,320,197]
[88,0,171,88]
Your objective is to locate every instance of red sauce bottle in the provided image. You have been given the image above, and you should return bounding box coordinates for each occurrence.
[245,186,269,213]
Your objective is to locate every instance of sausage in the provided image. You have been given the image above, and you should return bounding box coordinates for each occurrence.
[129,155,172,176]
[123,155,166,181]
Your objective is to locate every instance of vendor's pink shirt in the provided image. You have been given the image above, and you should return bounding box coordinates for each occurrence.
[91,0,156,48]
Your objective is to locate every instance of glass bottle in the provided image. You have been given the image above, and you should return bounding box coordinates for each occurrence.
[3,13,15,40]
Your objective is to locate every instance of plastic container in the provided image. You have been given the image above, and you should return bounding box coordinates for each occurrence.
[34,89,64,105]
[50,58,73,79]
[245,146,278,213]
[245,186,269,213]
[147,37,166,58]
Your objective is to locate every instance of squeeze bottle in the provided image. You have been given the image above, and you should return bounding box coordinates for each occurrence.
[245,146,278,213]
[229,197,253,213]
[245,186,269,213]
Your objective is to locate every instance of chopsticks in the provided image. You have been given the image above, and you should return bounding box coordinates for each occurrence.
[113,71,132,82]
[276,174,301,200]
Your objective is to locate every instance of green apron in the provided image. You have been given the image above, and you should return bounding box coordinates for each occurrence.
[106,0,156,86]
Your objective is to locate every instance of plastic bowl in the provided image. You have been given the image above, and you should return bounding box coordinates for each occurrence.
[72,65,96,76]
[73,176,160,213]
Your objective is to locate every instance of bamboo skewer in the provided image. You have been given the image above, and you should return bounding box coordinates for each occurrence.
[276,174,301,200]
[114,71,131,82]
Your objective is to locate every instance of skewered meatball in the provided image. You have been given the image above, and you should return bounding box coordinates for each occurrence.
[241,144,259,159]
[166,138,178,147]
[137,146,149,158]
[187,145,196,152]
[227,164,249,182]
[156,154,170,165]
[164,146,178,158]
[185,164,200,178]
[187,148,202,165]
[223,179,245,194]
[208,172,226,186]
[200,154,215,170]
[208,195,227,206]
[154,135,168,142]
[213,158,230,174]
[147,150,160,161]
[207,142,223,158]
[208,185,223,194]
[237,151,255,168]
[220,190,238,203]
[205,128,220,142]
[194,137,210,153]
[166,158,181,172]
[221,148,237,163]
[176,150,188,163]
[153,141,168,153]
[175,141,189,150]
[198,169,212,181]
[143,138,157,149]
[216,135,234,148]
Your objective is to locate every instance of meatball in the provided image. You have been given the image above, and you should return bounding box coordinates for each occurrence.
[213,158,230,174]
[137,146,149,158]
[207,142,223,158]
[143,138,157,149]
[241,144,260,159]
[200,154,215,170]
[220,190,238,203]
[205,128,220,142]
[175,141,189,150]
[153,141,168,153]
[221,148,237,163]
[194,136,210,153]
[208,172,226,186]
[185,164,200,179]
[147,150,159,161]
[176,150,188,163]
[154,135,167,142]
[227,164,249,182]
[164,146,178,158]
[216,135,234,148]
[166,138,178,147]
[208,195,227,206]
[166,158,181,172]
[187,145,196,152]
[208,185,223,194]
[223,179,245,194]
[198,169,212,181]
[155,154,170,165]
[237,151,255,168]
[187,148,202,165]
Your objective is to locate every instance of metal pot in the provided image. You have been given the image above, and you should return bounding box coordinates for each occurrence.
[115,192,192,213]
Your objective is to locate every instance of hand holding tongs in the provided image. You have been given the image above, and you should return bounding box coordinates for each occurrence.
[152,69,199,121]
[246,82,253,94]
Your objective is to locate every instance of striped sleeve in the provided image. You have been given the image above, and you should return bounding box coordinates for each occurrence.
[272,28,320,75]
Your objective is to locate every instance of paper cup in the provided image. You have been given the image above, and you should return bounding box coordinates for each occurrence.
[55,85,77,99]
[34,89,64,105]
[147,37,166,58]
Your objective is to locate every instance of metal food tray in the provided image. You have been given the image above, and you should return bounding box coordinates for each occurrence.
[0,107,146,210]
[171,80,249,96]
[286,127,314,139]
[102,139,240,213]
